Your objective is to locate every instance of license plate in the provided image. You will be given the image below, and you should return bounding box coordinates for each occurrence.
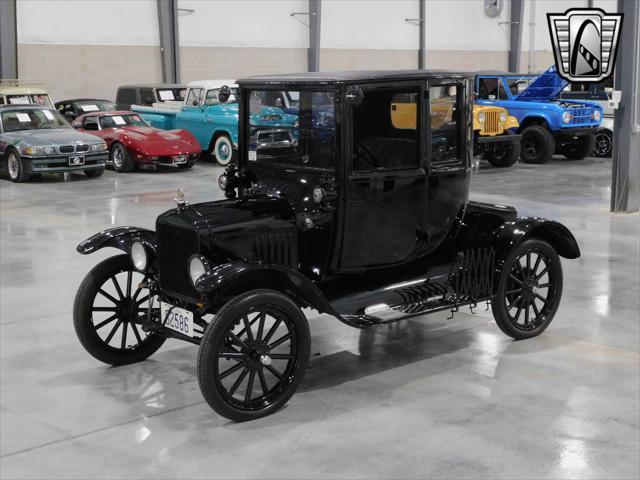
[160,302,194,337]
[69,155,85,166]
[173,155,187,164]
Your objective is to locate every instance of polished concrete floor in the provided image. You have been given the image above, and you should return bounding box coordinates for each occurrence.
[1,156,638,479]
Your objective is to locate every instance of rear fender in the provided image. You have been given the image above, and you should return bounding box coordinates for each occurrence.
[77,226,156,255]
[493,218,580,263]
[195,260,338,315]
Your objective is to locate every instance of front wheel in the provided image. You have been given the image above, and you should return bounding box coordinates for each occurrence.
[73,254,166,365]
[593,130,613,157]
[84,168,104,178]
[197,289,310,421]
[520,125,555,164]
[484,140,520,168]
[211,135,235,166]
[492,239,563,340]
[111,143,135,172]
[562,134,595,160]
[6,150,30,183]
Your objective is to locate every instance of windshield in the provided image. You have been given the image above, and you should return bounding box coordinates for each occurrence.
[156,88,186,102]
[505,76,536,96]
[6,94,53,108]
[76,100,116,113]
[247,90,335,170]
[1,108,69,132]
[99,114,147,129]
[204,88,239,106]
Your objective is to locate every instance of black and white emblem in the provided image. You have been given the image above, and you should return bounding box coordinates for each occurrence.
[547,8,623,83]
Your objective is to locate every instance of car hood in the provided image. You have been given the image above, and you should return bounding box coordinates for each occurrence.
[114,126,199,154]
[515,65,569,102]
[1,128,102,146]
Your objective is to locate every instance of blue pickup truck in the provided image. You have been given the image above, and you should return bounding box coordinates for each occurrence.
[475,66,603,164]
[133,80,298,165]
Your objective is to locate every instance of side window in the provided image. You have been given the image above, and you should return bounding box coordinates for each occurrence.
[430,84,462,165]
[140,88,155,105]
[117,88,136,106]
[478,78,506,100]
[0,97,4,105]
[353,87,419,172]
[83,117,100,131]
[204,89,220,106]
[186,88,203,107]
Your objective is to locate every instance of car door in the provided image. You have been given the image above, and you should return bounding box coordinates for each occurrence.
[178,88,206,147]
[338,82,428,272]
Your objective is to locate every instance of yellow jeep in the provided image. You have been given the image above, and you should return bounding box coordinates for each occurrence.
[391,97,521,167]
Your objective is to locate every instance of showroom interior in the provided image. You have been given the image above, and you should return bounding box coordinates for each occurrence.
[0,0,639,478]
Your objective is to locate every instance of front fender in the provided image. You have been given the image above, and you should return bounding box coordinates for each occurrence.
[77,226,156,255]
[493,217,580,261]
[195,260,338,316]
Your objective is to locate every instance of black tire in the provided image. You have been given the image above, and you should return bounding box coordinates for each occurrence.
[492,239,563,340]
[111,143,135,172]
[484,140,521,168]
[563,134,595,160]
[178,162,195,169]
[5,149,30,183]
[197,289,310,422]
[211,134,236,166]
[593,130,613,157]
[520,125,555,164]
[73,254,166,366]
[84,168,104,178]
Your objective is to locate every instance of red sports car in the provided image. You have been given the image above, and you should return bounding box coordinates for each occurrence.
[73,111,200,172]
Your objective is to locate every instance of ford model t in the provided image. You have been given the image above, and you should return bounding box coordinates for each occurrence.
[74,70,580,421]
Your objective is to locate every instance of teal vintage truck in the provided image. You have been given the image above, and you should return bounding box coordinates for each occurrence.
[133,80,298,165]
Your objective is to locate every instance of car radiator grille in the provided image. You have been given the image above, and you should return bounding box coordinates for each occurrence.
[59,145,74,154]
[252,231,298,268]
[156,222,199,298]
[76,144,90,153]
[570,108,593,125]
[484,111,500,134]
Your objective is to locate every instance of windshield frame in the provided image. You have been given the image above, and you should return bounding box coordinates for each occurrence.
[239,85,338,173]
[0,108,71,133]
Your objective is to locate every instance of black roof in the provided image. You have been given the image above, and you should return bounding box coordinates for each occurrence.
[238,69,472,85]
[54,98,114,105]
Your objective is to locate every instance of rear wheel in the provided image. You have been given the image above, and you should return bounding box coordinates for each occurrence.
[111,143,135,172]
[562,134,595,160]
[197,289,310,421]
[73,254,166,365]
[6,150,30,183]
[492,239,563,340]
[520,125,555,164]
[593,130,613,157]
[484,140,520,168]
[211,135,235,166]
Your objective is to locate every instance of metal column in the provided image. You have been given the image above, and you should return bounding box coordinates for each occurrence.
[419,0,425,69]
[0,0,18,79]
[157,0,180,83]
[308,0,321,72]
[611,0,640,212]
[508,0,524,72]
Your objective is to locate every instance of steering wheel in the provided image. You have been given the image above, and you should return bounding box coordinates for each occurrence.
[354,141,379,168]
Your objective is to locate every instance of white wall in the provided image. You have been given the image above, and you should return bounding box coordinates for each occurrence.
[16,0,159,46]
[177,0,308,48]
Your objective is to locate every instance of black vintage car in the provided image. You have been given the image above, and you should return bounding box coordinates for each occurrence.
[74,70,580,421]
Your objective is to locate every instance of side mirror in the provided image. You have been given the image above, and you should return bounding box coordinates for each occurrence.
[218,85,231,103]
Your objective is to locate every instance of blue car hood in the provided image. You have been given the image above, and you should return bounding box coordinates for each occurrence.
[516,65,569,102]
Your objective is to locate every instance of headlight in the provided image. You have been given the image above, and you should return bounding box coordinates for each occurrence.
[218,174,228,190]
[20,146,55,155]
[130,241,148,272]
[499,111,507,122]
[188,255,208,285]
[478,112,486,123]
[91,143,108,152]
[592,110,601,121]
[562,111,572,124]
[313,187,324,204]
